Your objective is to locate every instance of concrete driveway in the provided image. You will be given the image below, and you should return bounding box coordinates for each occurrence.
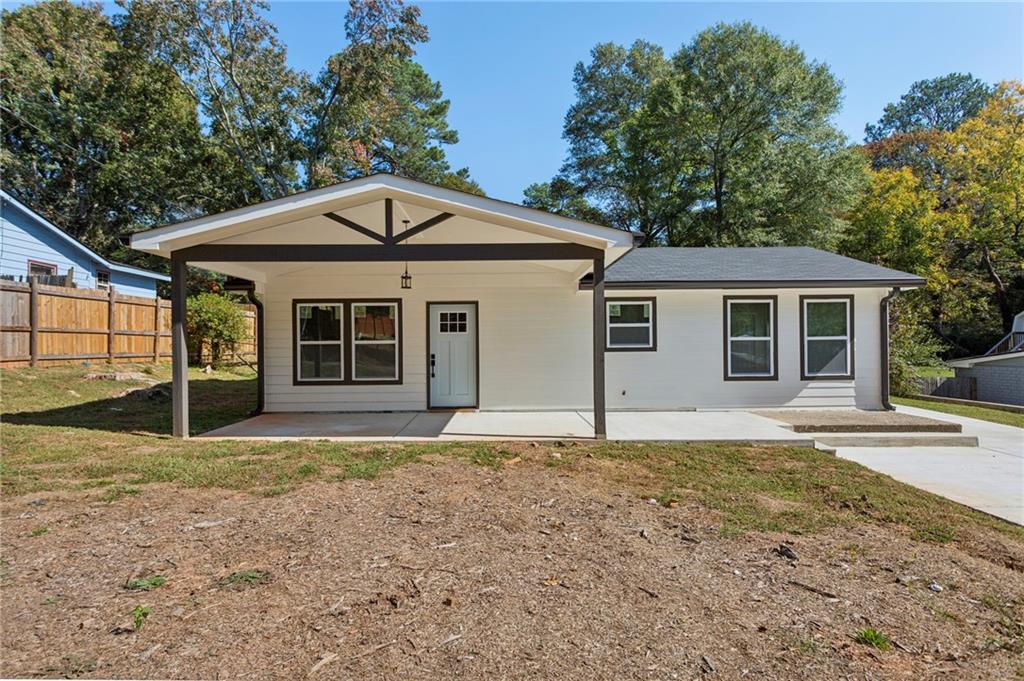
[836,405,1024,525]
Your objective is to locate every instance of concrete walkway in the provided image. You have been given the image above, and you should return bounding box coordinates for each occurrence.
[202,409,813,445]
[835,405,1024,525]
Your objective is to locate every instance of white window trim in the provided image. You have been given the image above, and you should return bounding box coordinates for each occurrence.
[803,298,851,378]
[95,270,111,291]
[606,300,654,349]
[351,301,399,381]
[296,302,344,382]
[726,299,775,378]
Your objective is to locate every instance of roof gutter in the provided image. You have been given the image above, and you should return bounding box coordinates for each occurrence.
[578,278,926,290]
[880,287,902,411]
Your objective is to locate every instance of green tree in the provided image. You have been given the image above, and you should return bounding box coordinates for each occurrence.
[865,73,993,141]
[538,24,865,246]
[522,178,606,224]
[187,292,248,366]
[840,167,941,275]
[0,0,213,259]
[937,81,1024,334]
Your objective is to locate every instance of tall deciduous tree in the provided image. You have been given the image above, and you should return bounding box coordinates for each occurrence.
[534,24,866,247]
[938,81,1024,333]
[864,73,993,177]
[1,0,213,255]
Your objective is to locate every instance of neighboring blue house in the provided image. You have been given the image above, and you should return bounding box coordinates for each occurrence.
[0,190,168,298]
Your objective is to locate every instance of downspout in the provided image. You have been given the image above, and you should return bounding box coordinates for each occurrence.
[880,287,901,411]
[246,287,265,415]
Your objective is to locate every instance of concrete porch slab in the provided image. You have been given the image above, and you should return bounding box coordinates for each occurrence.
[201,409,814,445]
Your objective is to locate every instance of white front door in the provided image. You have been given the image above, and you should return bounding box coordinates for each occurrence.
[428,303,478,408]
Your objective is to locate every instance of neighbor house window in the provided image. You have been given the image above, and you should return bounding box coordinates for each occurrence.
[801,296,854,379]
[293,299,402,385]
[296,303,343,381]
[28,261,57,278]
[724,297,777,380]
[606,299,656,350]
[351,302,399,380]
[95,270,110,291]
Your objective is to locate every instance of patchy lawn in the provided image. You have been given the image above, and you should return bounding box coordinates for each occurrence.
[2,365,1023,679]
[894,396,1024,429]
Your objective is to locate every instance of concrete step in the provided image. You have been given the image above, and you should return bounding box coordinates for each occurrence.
[811,432,980,448]
[789,423,962,434]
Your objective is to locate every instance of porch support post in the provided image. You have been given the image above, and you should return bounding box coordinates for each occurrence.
[592,256,606,439]
[170,255,189,438]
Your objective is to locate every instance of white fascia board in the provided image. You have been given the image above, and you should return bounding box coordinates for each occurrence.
[131,174,632,256]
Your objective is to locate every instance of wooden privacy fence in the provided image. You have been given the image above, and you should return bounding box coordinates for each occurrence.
[0,280,256,368]
[914,375,978,401]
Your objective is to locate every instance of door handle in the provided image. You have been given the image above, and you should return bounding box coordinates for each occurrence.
[430,353,436,378]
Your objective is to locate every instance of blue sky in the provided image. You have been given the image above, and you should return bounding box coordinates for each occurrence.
[269,1,1022,201]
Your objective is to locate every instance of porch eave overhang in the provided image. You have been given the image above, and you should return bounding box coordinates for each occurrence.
[577,278,926,291]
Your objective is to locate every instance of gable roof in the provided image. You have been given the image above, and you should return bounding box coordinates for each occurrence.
[131,173,635,255]
[580,246,925,289]
[1,190,170,282]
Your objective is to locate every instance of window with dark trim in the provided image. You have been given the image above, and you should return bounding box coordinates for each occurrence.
[606,298,656,351]
[801,295,854,379]
[28,260,57,277]
[293,299,402,385]
[724,296,778,380]
[95,269,111,291]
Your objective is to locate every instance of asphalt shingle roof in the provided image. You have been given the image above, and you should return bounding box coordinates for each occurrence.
[597,247,925,288]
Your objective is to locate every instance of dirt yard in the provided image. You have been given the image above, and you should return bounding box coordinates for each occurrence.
[3,455,1022,680]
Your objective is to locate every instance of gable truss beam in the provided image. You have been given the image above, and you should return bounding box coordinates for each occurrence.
[324,199,456,246]
[322,212,387,244]
[393,212,454,243]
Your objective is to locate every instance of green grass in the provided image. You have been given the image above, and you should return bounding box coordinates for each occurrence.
[220,569,272,589]
[852,627,893,651]
[911,365,955,379]
[126,575,167,591]
[893,396,1024,429]
[2,364,1023,546]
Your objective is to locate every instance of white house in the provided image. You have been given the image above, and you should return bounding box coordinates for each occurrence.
[130,174,924,438]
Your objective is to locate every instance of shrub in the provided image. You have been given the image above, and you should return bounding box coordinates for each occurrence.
[889,298,947,397]
[186,293,248,367]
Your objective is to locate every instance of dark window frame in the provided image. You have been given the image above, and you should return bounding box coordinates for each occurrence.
[605,297,657,352]
[27,260,57,277]
[800,294,855,381]
[723,295,779,381]
[292,298,403,386]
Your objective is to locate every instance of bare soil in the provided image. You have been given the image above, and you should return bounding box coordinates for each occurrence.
[2,457,1022,680]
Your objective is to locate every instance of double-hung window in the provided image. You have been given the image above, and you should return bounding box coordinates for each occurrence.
[352,302,399,381]
[724,297,777,380]
[95,270,111,291]
[801,296,853,379]
[606,299,656,350]
[296,303,344,381]
[294,300,401,384]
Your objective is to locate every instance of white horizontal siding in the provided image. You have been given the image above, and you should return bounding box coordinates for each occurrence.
[262,267,887,412]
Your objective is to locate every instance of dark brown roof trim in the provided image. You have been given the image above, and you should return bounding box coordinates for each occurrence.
[578,278,925,290]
